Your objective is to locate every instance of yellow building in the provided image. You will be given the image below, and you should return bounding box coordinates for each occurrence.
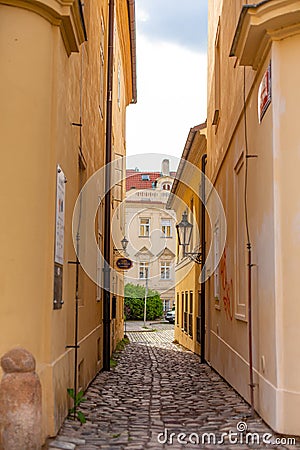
[0,0,136,443]
[170,0,300,436]
[167,124,207,354]
[205,0,300,436]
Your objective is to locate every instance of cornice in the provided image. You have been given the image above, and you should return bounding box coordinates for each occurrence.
[230,0,300,69]
[1,0,86,54]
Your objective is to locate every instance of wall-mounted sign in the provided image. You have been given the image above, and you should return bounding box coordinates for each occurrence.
[54,165,66,265]
[258,61,272,123]
[53,263,63,310]
[116,257,133,270]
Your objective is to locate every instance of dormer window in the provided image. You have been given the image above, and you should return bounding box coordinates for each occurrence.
[141,174,150,181]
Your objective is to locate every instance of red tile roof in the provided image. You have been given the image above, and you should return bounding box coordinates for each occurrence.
[126,170,176,191]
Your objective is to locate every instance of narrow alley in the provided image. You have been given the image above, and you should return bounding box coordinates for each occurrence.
[46,325,299,450]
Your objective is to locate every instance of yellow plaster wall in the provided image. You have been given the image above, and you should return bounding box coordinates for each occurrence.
[0,0,133,441]
[172,133,204,355]
[207,0,300,436]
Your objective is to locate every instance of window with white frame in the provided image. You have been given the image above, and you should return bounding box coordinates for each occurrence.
[162,183,171,190]
[163,299,170,312]
[139,262,149,279]
[139,218,150,236]
[160,262,171,280]
[161,219,172,237]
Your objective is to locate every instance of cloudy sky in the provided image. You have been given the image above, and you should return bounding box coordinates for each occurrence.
[126,0,208,172]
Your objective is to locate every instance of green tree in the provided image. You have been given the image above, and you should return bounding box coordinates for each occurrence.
[124,283,163,320]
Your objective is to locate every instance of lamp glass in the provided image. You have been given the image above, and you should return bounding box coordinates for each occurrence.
[121,236,129,251]
[176,211,193,247]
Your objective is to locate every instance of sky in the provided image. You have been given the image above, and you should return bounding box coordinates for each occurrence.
[126,0,208,172]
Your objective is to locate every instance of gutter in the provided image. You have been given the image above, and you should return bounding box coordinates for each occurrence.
[230,0,271,57]
[127,0,137,103]
[78,0,88,41]
[103,0,115,372]
[200,154,207,364]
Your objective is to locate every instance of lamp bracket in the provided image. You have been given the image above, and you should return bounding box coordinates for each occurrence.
[185,251,202,264]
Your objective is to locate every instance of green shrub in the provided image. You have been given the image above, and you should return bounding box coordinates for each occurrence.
[124,283,163,320]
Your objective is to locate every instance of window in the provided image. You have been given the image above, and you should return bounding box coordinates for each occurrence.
[190,198,194,249]
[213,222,220,301]
[160,262,171,280]
[183,291,188,332]
[161,219,171,237]
[181,292,184,328]
[163,299,170,312]
[117,60,121,108]
[196,291,201,343]
[141,174,150,181]
[78,359,84,391]
[99,13,105,118]
[213,18,221,127]
[112,296,117,319]
[139,262,149,279]
[234,153,247,319]
[139,218,150,236]
[189,291,193,314]
[162,183,171,190]
[188,291,193,338]
[176,293,179,325]
[97,337,101,363]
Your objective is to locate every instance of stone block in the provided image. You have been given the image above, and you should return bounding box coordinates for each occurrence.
[0,348,42,450]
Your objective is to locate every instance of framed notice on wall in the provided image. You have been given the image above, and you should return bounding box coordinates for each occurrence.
[258,61,272,123]
[53,165,65,309]
[54,165,66,265]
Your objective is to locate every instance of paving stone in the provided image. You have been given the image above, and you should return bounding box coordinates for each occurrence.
[44,328,300,449]
[58,436,86,445]
[49,441,76,450]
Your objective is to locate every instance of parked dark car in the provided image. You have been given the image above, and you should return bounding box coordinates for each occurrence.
[165,310,175,323]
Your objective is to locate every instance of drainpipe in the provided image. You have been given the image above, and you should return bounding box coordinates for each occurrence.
[247,243,254,416]
[243,66,255,416]
[200,154,207,364]
[103,0,115,372]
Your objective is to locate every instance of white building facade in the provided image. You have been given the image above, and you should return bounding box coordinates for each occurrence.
[125,161,176,312]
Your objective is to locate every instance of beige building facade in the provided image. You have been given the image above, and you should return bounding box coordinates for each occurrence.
[167,125,207,353]
[170,0,300,437]
[0,0,136,443]
[125,161,176,311]
[205,0,300,436]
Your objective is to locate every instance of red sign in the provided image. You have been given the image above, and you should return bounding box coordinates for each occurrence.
[116,258,133,270]
[258,61,271,123]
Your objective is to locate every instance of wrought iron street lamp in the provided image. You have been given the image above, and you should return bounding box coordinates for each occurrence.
[113,236,129,254]
[176,211,201,264]
[120,236,129,252]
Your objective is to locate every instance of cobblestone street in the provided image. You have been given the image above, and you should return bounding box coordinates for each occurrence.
[47,325,300,450]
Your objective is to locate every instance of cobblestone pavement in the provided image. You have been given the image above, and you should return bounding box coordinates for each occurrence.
[124,321,175,333]
[47,329,300,450]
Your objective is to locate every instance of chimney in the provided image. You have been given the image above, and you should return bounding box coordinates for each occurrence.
[161,159,170,176]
